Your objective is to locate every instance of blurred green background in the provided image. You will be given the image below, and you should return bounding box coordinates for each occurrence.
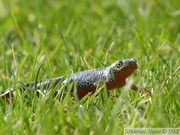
[0,0,179,78]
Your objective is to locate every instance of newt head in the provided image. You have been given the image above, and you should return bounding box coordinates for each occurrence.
[110,58,137,74]
[107,58,137,88]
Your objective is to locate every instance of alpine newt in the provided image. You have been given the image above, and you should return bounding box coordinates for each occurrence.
[1,58,140,102]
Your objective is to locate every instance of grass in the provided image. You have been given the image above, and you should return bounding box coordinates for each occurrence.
[0,0,179,134]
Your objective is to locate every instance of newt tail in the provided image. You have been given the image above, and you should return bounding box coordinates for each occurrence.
[1,58,139,102]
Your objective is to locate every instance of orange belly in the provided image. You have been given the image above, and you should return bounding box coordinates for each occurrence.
[76,87,96,99]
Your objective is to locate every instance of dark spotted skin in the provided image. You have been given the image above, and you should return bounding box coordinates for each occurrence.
[1,58,138,101]
[65,69,105,89]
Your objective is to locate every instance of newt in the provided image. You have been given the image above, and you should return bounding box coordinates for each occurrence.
[0,58,140,102]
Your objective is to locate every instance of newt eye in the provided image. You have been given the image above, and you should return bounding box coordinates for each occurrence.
[116,61,123,68]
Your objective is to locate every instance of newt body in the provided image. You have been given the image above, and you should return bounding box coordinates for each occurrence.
[1,58,138,101]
